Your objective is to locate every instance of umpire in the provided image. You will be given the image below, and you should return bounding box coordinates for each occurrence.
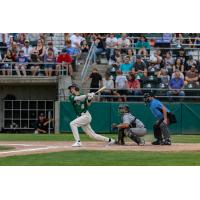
[112,104,147,145]
[144,93,177,145]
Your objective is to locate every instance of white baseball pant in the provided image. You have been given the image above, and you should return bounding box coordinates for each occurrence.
[70,111,110,142]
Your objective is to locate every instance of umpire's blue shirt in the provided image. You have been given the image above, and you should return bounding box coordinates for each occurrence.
[148,99,170,120]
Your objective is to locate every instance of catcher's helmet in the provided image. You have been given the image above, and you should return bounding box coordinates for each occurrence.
[68,84,79,91]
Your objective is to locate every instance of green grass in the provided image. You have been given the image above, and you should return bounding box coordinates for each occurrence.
[0,133,200,143]
[0,146,14,151]
[1,150,200,166]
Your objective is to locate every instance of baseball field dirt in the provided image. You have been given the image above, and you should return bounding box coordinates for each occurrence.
[0,141,200,158]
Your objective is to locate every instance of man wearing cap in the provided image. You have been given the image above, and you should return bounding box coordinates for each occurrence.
[144,93,176,145]
[68,84,115,147]
[22,40,32,60]
[112,104,146,145]
[132,55,147,79]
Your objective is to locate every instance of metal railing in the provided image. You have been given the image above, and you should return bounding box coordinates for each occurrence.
[59,87,200,101]
[80,41,95,82]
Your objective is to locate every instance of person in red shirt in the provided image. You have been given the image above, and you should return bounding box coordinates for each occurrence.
[127,73,142,96]
[56,48,73,76]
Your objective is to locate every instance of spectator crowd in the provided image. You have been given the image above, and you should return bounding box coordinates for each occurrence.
[0,33,200,100]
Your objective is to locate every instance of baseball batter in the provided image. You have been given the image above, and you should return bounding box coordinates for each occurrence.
[112,104,147,145]
[68,84,115,147]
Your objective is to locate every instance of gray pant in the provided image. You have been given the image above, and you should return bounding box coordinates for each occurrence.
[124,127,147,137]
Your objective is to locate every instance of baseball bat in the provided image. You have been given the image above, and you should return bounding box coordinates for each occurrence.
[94,86,106,94]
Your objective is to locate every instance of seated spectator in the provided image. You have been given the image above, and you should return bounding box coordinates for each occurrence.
[84,67,103,93]
[163,51,174,75]
[117,33,131,52]
[27,33,41,47]
[135,35,150,56]
[2,49,13,76]
[93,34,105,63]
[107,63,120,82]
[185,64,199,86]
[115,70,128,100]
[176,48,186,65]
[172,69,184,80]
[22,40,32,60]
[65,40,77,56]
[157,69,170,87]
[185,55,197,71]
[168,70,185,97]
[127,49,136,64]
[15,49,28,76]
[33,39,46,61]
[16,33,26,48]
[81,40,89,53]
[101,73,114,101]
[150,50,162,67]
[110,48,122,67]
[105,33,118,61]
[9,42,19,62]
[173,58,184,73]
[0,34,8,57]
[30,50,41,76]
[70,33,85,48]
[120,56,133,75]
[44,48,56,77]
[56,49,73,76]
[127,73,142,95]
[132,55,147,80]
[46,41,58,57]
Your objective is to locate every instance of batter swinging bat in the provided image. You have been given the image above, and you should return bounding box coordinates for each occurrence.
[94,86,106,94]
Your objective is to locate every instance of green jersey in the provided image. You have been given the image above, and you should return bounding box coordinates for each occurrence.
[69,94,89,116]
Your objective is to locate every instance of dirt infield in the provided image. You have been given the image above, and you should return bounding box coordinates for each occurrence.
[0,141,200,157]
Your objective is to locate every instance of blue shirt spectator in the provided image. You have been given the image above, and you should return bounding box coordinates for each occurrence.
[169,73,184,89]
[120,56,133,74]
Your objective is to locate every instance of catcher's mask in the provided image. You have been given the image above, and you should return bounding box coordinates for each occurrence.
[118,104,129,115]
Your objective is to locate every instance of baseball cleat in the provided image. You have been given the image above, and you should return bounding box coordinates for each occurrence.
[138,139,145,146]
[162,139,172,145]
[152,140,162,145]
[107,139,115,146]
[72,141,82,147]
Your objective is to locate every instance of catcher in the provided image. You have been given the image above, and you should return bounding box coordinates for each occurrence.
[112,104,147,145]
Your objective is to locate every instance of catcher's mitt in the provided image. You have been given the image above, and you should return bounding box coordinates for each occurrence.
[111,123,118,131]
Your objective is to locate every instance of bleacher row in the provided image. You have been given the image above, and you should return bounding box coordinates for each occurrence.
[0,33,200,101]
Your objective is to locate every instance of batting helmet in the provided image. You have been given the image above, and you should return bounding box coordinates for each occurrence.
[68,84,80,91]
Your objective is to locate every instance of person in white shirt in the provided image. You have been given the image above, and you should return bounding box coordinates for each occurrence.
[105,33,118,61]
[22,40,33,60]
[115,70,128,101]
[101,73,114,101]
[117,33,131,50]
[70,33,85,48]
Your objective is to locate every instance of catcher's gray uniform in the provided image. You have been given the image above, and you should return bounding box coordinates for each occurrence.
[122,113,147,137]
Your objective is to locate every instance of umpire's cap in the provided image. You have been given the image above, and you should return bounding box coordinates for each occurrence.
[68,84,79,91]
[118,104,129,111]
